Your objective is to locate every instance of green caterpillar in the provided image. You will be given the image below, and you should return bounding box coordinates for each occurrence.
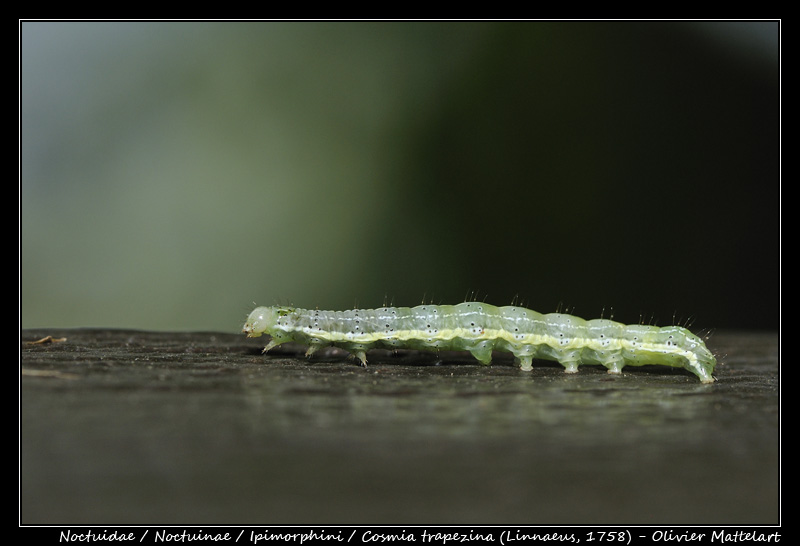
[243,302,716,383]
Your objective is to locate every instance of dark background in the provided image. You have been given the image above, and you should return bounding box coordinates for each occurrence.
[21,21,779,333]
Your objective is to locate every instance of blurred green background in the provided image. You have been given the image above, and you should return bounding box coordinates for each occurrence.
[20,21,779,333]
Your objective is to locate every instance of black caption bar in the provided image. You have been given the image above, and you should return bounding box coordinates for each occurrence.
[21,526,781,545]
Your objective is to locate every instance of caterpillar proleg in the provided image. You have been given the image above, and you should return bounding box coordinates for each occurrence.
[243,302,716,383]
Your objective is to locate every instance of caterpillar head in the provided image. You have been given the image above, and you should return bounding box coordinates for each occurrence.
[243,306,291,337]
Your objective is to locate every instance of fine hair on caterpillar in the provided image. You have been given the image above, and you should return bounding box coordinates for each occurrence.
[242,302,717,383]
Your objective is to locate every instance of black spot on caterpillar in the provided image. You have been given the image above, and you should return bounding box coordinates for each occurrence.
[243,302,716,383]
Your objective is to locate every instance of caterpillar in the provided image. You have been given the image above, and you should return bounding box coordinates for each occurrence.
[242,302,717,383]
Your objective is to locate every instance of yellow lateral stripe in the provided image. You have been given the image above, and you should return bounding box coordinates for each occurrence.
[292,326,693,358]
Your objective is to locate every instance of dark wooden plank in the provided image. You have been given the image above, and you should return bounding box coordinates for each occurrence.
[20,328,779,524]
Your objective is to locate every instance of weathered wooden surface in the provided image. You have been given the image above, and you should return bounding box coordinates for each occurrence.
[20,328,779,524]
